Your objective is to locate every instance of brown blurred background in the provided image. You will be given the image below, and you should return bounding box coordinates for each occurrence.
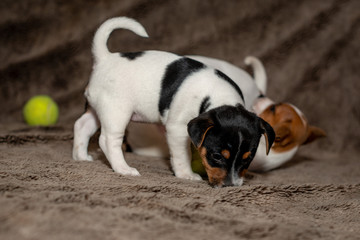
[1,0,359,155]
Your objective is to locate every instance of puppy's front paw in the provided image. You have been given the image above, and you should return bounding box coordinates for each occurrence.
[73,153,94,161]
[114,166,141,176]
[176,172,202,181]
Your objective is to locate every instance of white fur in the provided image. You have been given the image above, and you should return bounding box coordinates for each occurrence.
[252,97,274,116]
[73,108,99,161]
[250,136,298,171]
[92,17,149,61]
[73,17,245,182]
[244,56,267,94]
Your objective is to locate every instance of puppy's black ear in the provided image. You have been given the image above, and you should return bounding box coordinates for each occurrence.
[260,118,275,155]
[187,113,214,148]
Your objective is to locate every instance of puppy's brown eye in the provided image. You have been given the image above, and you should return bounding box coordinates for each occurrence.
[275,136,282,142]
[269,104,276,113]
[212,153,222,161]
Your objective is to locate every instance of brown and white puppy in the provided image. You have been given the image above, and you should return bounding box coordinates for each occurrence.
[250,98,325,171]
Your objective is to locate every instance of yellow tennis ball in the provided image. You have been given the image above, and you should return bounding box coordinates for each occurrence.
[23,95,59,126]
[191,144,207,177]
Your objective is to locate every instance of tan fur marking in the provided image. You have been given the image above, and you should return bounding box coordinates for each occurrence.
[199,147,226,186]
[221,149,230,159]
[242,151,251,159]
[197,126,214,148]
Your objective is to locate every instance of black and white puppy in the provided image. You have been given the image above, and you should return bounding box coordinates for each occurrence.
[72,17,275,187]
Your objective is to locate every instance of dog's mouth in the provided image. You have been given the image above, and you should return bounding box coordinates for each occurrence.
[207,169,247,188]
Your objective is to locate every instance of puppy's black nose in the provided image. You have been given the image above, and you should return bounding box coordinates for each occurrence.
[222,178,235,187]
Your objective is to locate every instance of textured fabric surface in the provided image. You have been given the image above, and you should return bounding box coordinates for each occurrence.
[1,1,359,239]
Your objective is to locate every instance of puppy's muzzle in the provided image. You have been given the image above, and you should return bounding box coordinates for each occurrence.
[203,160,246,188]
[210,174,245,188]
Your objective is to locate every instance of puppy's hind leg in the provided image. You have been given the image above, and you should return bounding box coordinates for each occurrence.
[98,106,140,176]
[73,108,99,161]
[166,124,202,181]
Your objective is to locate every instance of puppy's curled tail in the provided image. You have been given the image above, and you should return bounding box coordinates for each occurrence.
[92,17,149,61]
[244,56,267,94]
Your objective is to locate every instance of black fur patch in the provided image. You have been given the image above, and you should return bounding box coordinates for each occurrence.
[120,51,144,60]
[215,70,244,103]
[199,96,211,114]
[159,57,205,116]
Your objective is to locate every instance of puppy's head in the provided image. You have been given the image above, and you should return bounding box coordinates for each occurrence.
[187,105,275,187]
[253,97,326,153]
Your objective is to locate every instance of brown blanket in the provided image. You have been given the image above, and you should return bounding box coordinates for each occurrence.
[1,0,359,239]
